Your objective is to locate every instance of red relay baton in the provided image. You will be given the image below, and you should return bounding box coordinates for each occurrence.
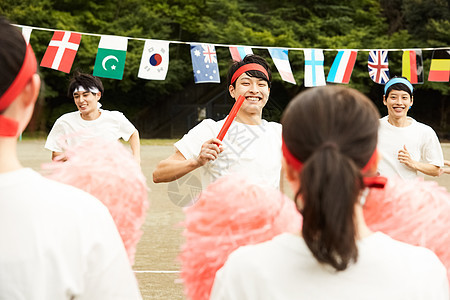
[216,95,245,141]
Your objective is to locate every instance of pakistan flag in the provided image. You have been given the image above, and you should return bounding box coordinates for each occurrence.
[93,36,128,80]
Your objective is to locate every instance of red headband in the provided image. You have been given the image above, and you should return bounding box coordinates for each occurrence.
[0,44,37,137]
[230,63,269,84]
[282,139,387,188]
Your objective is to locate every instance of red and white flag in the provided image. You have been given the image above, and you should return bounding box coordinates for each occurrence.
[40,31,82,73]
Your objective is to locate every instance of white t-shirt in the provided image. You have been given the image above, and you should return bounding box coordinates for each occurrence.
[174,118,282,190]
[211,232,449,300]
[377,116,444,180]
[0,168,142,300]
[45,109,136,152]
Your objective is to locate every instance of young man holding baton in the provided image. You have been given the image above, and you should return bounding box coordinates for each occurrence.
[153,54,282,190]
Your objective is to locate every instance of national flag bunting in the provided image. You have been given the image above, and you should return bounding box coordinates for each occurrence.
[93,35,128,80]
[368,50,390,84]
[428,49,450,82]
[304,49,326,87]
[229,46,253,62]
[402,50,423,84]
[138,40,170,80]
[190,43,220,83]
[327,50,357,84]
[40,31,81,73]
[21,26,32,45]
[268,48,296,84]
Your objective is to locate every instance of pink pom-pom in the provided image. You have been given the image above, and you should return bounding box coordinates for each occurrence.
[364,177,450,283]
[179,174,302,300]
[42,139,149,265]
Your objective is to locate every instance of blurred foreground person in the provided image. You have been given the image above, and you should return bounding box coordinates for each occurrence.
[0,17,142,299]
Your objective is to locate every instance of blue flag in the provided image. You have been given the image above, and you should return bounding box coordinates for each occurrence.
[190,43,220,83]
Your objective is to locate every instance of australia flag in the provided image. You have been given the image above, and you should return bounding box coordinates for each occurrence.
[190,43,220,83]
[368,50,390,84]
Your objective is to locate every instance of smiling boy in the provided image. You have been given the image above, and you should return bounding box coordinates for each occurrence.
[377,77,444,179]
[153,55,282,190]
[45,72,140,163]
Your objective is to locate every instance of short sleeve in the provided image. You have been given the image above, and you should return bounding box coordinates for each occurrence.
[45,118,67,152]
[422,127,444,167]
[174,120,217,160]
[114,112,136,141]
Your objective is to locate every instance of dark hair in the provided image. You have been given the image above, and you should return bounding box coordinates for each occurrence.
[281,86,380,271]
[0,17,27,102]
[227,54,272,88]
[67,72,104,98]
[385,76,413,97]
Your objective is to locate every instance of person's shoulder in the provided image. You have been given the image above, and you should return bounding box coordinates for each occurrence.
[227,233,294,264]
[370,233,448,295]
[263,120,281,128]
[36,173,109,214]
[261,120,282,133]
[379,116,388,122]
[200,118,221,126]
[190,118,221,131]
[373,232,442,264]
[103,109,124,117]
[388,236,447,284]
[378,116,390,127]
[55,111,80,122]
[411,118,437,133]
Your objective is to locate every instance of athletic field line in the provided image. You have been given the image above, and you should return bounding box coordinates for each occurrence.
[133,270,180,273]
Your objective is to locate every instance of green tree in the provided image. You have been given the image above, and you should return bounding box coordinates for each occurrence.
[1,0,449,137]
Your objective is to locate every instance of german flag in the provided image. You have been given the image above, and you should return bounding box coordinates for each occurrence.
[402,50,423,84]
[428,49,450,82]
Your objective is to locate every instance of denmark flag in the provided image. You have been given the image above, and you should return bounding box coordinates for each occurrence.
[40,31,82,73]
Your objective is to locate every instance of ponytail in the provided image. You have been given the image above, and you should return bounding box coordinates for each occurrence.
[281,86,380,272]
[299,145,363,270]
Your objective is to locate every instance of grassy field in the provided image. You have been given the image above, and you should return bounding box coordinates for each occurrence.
[16,140,450,299]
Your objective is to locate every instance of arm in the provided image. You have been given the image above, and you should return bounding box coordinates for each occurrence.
[128,130,141,164]
[439,160,450,176]
[51,151,67,162]
[398,145,441,177]
[153,138,223,183]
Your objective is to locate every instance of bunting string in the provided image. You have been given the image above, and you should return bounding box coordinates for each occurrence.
[14,24,450,51]
[14,24,450,85]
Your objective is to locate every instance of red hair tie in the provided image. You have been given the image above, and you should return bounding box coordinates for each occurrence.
[230,63,269,84]
[281,139,303,171]
[282,139,386,188]
[0,44,37,137]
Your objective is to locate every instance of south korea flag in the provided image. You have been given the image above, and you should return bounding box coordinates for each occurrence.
[138,40,169,80]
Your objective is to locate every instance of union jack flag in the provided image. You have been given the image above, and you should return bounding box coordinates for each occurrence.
[202,44,217,64]
[368,50,390,84]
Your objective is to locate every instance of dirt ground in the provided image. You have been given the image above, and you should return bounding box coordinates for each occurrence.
[16,140,450,300]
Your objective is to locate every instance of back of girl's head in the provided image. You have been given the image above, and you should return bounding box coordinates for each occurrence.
[0,17,26,103]
[281,86,380,271]
[67,71,104,98]
[227,54,272,88]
